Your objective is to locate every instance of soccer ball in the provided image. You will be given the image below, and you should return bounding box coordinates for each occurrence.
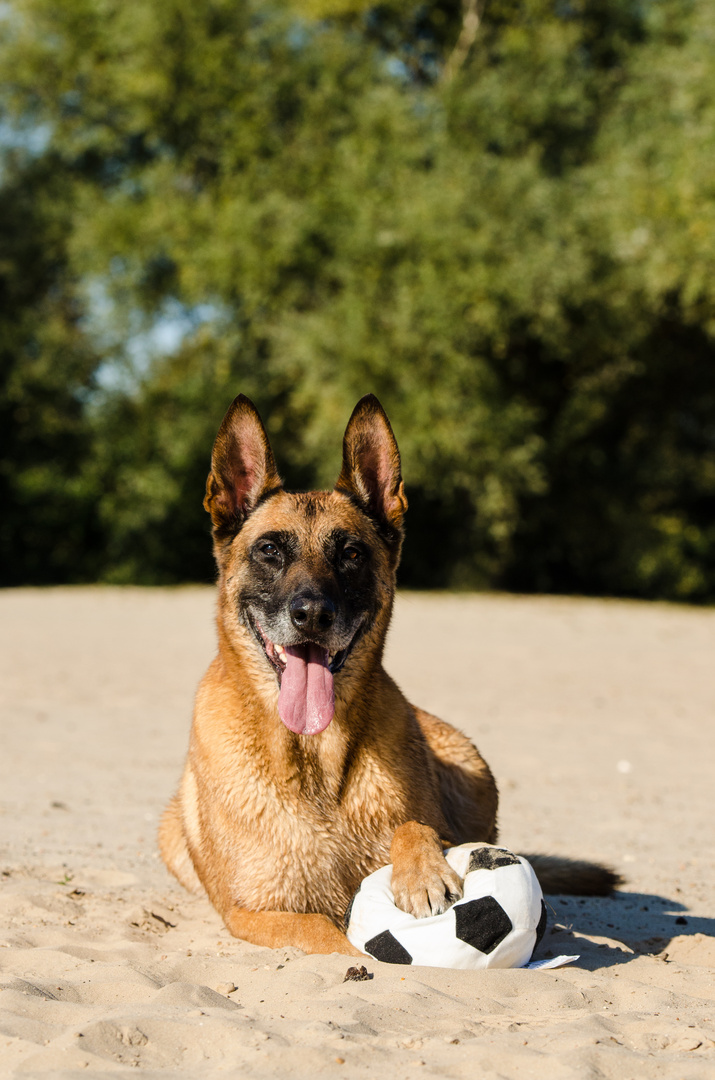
[345,843,547,969]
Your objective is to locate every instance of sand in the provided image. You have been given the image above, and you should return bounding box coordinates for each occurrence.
[1,586,714,1079]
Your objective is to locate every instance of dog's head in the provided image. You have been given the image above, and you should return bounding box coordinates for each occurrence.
[204,394,408,736]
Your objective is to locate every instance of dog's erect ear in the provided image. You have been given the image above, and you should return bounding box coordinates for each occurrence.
[204,395,282,534]
[335,395,407,531]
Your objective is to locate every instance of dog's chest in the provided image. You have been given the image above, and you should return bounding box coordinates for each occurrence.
[223,754,406,917]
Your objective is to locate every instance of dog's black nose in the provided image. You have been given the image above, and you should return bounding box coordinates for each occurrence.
[289,595,336,634]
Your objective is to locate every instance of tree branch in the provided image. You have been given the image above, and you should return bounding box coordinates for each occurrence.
[441,0,484,86]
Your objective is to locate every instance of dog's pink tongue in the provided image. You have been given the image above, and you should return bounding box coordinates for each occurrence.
[278,644,334,735]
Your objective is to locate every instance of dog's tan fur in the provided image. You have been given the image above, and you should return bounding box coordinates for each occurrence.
[160,394,617,955]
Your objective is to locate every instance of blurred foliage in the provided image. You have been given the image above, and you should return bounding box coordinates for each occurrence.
[0,151,103,583]
[1,0,714,597]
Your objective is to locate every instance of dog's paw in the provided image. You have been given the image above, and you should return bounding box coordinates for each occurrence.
[391,841,463,919]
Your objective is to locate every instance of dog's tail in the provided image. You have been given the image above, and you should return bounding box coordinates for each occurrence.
[521,854,623,896]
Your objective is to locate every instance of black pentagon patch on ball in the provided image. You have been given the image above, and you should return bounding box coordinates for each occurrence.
[535,899,548,947]
[529,899,548,963]
[468,846,521,873]
[454,896,513,954]
[364,930,413,965]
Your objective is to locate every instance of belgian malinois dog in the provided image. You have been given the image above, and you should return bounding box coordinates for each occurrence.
[160,394,618,955]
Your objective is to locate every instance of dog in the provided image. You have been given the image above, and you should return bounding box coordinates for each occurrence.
[159,393,619,955]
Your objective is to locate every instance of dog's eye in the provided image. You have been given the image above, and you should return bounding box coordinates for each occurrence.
[342,546,362,564]
[259,542,280,559]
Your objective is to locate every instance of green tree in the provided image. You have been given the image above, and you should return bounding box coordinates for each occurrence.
[1,0,714,598]
[0,145,102,584]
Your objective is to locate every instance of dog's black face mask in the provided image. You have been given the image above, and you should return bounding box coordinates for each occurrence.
[236,497,383,735]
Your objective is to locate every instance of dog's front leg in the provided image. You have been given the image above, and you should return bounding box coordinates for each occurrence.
[223,908,363,956]
[390,821,463,918]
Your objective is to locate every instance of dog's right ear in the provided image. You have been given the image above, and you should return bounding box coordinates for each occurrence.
[204,395,282,535]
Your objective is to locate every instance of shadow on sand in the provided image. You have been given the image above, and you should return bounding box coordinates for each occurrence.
[533,889,715,971]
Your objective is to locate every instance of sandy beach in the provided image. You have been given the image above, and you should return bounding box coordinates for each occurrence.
[1,586,714,1078]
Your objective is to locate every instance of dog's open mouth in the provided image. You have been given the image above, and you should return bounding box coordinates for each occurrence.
[252,624,357,737]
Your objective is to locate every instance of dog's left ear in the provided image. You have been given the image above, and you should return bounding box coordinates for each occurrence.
[335,395,408,531]
[204,394,282,535]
